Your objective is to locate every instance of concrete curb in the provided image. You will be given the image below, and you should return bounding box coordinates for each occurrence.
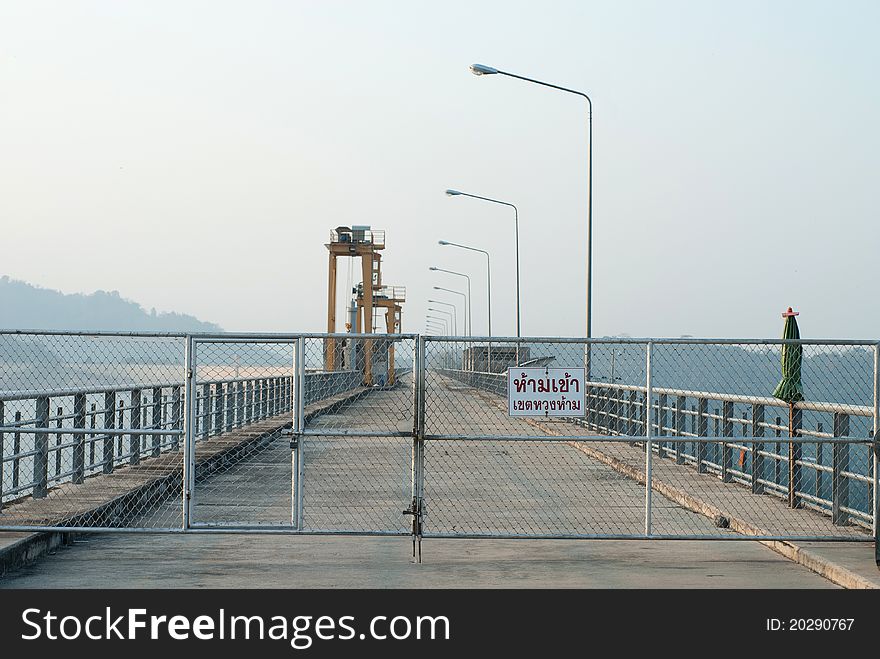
[0,385,373,579]
[565,438,878,590]
[0,531,74,578]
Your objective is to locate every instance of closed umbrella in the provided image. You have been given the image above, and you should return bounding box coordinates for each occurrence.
[772,307,803,508]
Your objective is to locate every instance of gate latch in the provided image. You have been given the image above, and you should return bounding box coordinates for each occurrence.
[282,428,298,449]
[402,499,422,563]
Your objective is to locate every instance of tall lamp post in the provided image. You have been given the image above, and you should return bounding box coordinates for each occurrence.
[428,299,458,336]
[445,191,516,339]
[469,62,593,351]
[429,267,472,337]
[426,316,448,334]
[432,286,468,336]
[438,241,490,339]
[427,307,455,335]
[439,240,493,371]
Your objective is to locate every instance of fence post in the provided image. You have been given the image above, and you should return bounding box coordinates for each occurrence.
[832,412,850,525]
[55,406,63,478]
[224,382,233,432]
[696,398,708,474]
[117,400,124,457]
[33,396,49,499]
[171,386,181,451]
[89,403,96,469]
[675,395,685,465]
[151,387,162,457]
[873,343,879,567]
[774,416,782,489]
[236,381,244,428]
[13,411,21,490]
[0,400,4,510]
[202,383,212,438]
[628,391,637,436]
[130,389,141,465]
[414,335,427,542]
[816,422,825,500]
[644,342,653,536]
[214,383,223,436]
[103,392,115,474]
[657,393,667,459]
[609,386,617,434]
[751,404,764,494]
[72,393,86,484]
[721,401,733,483]
[183,336,195,530]
[789,407,803,509]
[294,337,306,530]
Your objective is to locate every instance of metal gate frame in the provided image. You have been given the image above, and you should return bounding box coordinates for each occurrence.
[186,335,300,531]
[0,331,877,568]
[417,336,880,553]
[184,332,419,535]
[293,333,421,537]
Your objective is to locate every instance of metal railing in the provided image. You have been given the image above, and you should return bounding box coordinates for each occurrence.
[0,371,363,506]
[441,368,876,529]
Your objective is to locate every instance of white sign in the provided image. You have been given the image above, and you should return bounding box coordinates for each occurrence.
[507,367,585,417]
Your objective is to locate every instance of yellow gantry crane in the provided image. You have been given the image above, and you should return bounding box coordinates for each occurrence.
[325,226,405,385]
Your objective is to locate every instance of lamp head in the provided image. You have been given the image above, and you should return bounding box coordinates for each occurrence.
[470,63,499,76]
[445,189,462,196]
[438,240,449,246]
[429,267,438,271]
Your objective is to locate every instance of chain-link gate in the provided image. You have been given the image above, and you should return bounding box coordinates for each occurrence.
[1,330,878,564]
[421,336,880,545]
[295,334,417,536]
[185,334,418,534]
[188,337,296,529]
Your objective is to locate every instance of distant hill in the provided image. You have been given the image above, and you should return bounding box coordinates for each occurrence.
[0,276,222,333]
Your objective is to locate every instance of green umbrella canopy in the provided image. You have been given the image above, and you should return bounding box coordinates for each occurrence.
[772,308,804,403]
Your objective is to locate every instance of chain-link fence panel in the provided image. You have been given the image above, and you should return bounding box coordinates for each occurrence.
[0,332,187,530]
[301,336,415,436]
[299,434,412,533]
[298,335,416,534]
[421,337,877,540]
[423,438,725,538]
[425,338,646,439]
[190,339,295,527]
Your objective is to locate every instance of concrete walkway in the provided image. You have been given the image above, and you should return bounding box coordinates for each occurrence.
[0,534,838,589]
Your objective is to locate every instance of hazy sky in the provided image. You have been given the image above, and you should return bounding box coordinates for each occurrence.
[1,1,877,339]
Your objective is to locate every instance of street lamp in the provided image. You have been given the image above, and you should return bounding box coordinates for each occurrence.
[439,239,494,371]
[427,299,458,336]
[432,285,467,335]
[426,316,448,334]
[429,267,471,337]
[427,307,454,334]
[469,63,593,342]
[444,191,517,338]
[438,240,490,339]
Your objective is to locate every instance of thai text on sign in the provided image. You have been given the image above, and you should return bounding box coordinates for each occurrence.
[508,367,586,417]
